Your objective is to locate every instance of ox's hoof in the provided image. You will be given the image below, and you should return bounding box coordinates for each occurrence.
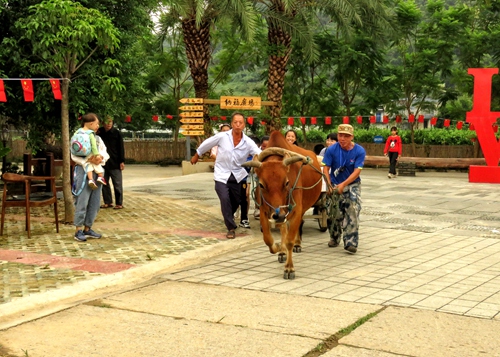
[283,271,295,280]
[293,245,302,253]
[278,253,286,263]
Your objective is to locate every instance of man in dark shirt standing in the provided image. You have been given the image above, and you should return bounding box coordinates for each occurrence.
[97,117,125,209]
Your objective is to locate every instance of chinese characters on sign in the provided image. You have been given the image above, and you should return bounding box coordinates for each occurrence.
[179,98,205,136]
[220,96,261,110]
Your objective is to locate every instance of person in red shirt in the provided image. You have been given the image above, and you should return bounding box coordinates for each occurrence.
[384,126,402,178]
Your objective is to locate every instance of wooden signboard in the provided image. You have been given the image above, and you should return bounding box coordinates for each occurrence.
[180,130,204,136]
[179,111,204,117]
[180,124,204,130]
[180,118,204,124]
[179,105,204,111]
[220,96,261,110]
[179,98,203,104]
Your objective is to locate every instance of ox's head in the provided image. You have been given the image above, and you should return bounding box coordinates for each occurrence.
[242,148,310,224]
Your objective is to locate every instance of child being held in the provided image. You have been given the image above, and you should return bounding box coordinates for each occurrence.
[71,114,107,190]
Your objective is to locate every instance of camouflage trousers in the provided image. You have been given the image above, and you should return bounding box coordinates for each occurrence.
[327,182,362,249]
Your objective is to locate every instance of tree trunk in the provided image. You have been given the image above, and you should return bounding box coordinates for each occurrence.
[61,78,74,223]
[266,8,292,134]
[182,18,211,138]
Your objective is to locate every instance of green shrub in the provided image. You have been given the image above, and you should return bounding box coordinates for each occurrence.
[352,127,476,145]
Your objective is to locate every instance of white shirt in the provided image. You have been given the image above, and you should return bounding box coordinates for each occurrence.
[197,130,261,183]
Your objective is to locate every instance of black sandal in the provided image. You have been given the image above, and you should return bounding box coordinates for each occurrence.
[226,230,236,239]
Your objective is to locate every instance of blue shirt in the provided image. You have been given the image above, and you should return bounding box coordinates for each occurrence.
[197,130,261,184]
[322,142,366,185]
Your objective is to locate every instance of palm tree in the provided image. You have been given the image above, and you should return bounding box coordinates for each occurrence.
[161,0,257,137]
[258,0,394,132]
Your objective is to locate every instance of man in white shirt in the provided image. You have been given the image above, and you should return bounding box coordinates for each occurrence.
[190,112,261,239]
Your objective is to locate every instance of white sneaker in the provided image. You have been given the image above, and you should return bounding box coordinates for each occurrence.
[239,220,250,229]
[388,173,392,179]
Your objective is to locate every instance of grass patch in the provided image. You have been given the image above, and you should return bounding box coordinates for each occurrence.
[302,307,386,357]
[84,299,112,308]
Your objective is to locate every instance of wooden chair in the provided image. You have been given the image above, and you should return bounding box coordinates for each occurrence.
[1,173,59,238]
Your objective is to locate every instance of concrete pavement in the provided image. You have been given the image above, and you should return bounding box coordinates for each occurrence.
[1,164,500,356]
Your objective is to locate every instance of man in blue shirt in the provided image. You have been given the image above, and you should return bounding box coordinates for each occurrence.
[191,113,261,239]
[322,124,366,254]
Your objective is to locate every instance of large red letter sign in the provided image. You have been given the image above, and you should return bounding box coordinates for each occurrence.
[467,68,500,183]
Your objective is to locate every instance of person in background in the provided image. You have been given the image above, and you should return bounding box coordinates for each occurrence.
[190,112,261,239]
[319,133,338,157]
[72,113,110,242]
[322,124,366,254]
[285,130,298,146]
[97,116,125,209]
[253,136,269,218]
[384,126,402,179]
[210,123,231,159]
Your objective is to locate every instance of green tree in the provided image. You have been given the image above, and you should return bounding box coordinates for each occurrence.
[8,0,120,222]
[161,0,257,137]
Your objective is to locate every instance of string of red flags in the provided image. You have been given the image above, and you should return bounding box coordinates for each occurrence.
[139,114,490,131]
[0,78,67,102]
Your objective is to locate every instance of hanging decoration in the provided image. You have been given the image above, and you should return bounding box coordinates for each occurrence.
[287,117,294,125]
[50,79,62,100]
[299,117,306,125]
[356,116,362,124]
[469,123,475,130]
[418,114,424,123]
[493,125,498,133]
[457,121,463,130]
[431,117,437,125]
[396,115,402,123]
[221,116,227,121]
[343,116,349,124]
[408,114,415,123]
[383,115,389,124]
[325,116,331,125]
[444,119,451,127]
[211,116,218,121]
[152,115,159,122]
[310,117,317,125]
[21,79,34,102]
[125,115,131,123]
[247,116,254,125]
[166,114,173,119]
[369,115,375,124]
[0,80,6,102]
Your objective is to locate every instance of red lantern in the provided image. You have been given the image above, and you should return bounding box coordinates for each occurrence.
[396,115,402,123]
[287,117,294,125]
[356,115,362,124]
[211,116,218,121]
[125,115,131,123]
[152,115,159,122]
[418,114,424,123]
[300,117,306,125]
[261,121,266,125]
[444,119,451,127]
[310,117,317,125]
[383,115,389,124]
[325,116,331,125]
[430,117,437,125]
[493,125,498,133]
[221,116,227,121]
[457,121,463,130]
[343,116,349,124]
[247,116,254,125]
[408,114,415,123]
[369,115,375,124]
[469,123,475,130]
[166,114,173,120]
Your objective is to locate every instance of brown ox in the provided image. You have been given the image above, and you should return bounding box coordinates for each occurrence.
[242,131,323,279]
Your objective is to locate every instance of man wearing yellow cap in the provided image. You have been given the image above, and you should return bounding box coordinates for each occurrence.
[322,124,366,254]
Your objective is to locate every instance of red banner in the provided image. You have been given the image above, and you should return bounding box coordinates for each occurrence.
[287,117,294,125]
[430,117,437,125]
[300,117,306,125]
[152,115,159,122]
[408,114,415,123]
[21,79,34,102]
[356,116,362,124]
[418,114,424,123]
[343,116,349,124]
[310,117,317,125]
[457,121,463,130]
[50,79,62,100]
[396,115,402,123]
[0,79,6,102]
[369,115,375,124]
[444,119,450,127]
[125,115,131,123]
[383,115,389,124]
[325,116,331,125]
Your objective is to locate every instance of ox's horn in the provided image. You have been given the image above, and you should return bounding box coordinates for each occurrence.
[241,160,262,169]
[283,155,309,166]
